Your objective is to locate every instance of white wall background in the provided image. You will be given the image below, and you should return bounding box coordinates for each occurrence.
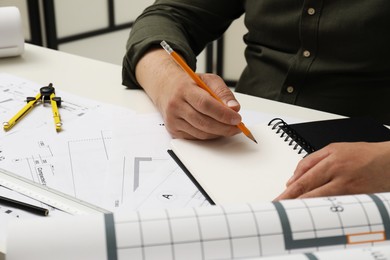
[54,0,154,66]
[1,0,247,79]
[223,15,247,81]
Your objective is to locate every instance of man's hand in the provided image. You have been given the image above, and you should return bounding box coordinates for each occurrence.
[275,141,390,200]
[136,48,242,139]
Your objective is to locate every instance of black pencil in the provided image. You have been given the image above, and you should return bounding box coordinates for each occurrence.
[0,195,49,216]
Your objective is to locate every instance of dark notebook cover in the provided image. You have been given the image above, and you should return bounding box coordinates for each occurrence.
[282,117,390,153]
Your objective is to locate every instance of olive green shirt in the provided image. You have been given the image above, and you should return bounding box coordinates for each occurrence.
[123,0,390,125]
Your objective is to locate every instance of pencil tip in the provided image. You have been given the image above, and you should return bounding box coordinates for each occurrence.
[246,133,258,144]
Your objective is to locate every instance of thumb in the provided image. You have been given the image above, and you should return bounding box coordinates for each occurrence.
[199,73,241,112]
[226,99,240,112]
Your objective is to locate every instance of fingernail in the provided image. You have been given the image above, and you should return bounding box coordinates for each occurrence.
[227,100,239,108]
[231,117,241,125]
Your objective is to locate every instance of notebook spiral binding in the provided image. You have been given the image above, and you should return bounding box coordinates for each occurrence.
[268,118,316,155]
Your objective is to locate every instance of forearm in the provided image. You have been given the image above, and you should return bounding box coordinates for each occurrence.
[122,0,243,88]
[135,47,183,109]
[122,14,197,89]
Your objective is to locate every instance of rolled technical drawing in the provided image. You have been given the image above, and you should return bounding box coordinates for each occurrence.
[7,192,390,260]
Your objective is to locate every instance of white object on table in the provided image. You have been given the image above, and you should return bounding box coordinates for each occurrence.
[0,6,24,58]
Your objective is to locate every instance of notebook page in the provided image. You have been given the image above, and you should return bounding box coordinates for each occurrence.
[170,123,305,204]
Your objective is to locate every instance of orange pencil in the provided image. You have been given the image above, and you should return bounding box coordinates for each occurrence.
[160,40,257,143]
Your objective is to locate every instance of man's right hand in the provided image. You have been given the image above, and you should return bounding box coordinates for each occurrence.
[135,48,242,140]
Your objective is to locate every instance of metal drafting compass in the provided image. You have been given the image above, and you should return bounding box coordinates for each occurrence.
[3,83,62,132]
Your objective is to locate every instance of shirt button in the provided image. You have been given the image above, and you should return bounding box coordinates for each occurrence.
[307,8,315,15]
[286,86,294,93]
[303,50,311,57]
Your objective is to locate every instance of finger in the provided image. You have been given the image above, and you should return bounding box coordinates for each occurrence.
[182,107,241,137]
[172,118,221,140]
[275,159,333,200]
[163,90,240,139]
[286,148,331,186]
[298,182,349,199]
[179,85,242,136]
[184,89,242,127]
[200,74,241,112]
[226,99,240,111]
[164,108,218,140]
[186,75,242,125]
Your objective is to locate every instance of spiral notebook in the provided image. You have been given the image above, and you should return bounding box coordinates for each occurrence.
[169,117,390,204]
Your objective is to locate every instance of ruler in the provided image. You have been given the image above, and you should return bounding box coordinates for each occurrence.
[0,167,110,215]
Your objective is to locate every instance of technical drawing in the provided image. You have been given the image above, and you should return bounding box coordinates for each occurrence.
[133,157,153,191]
[274,194,390,250]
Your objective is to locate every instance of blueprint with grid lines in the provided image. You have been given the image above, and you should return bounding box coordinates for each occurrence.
[7,192,390,260]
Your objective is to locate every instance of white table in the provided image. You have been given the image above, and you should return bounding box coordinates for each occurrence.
[0,44,339,258]
[0,44,338,121]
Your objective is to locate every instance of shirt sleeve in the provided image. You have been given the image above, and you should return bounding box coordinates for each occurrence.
[122,0,244,88]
